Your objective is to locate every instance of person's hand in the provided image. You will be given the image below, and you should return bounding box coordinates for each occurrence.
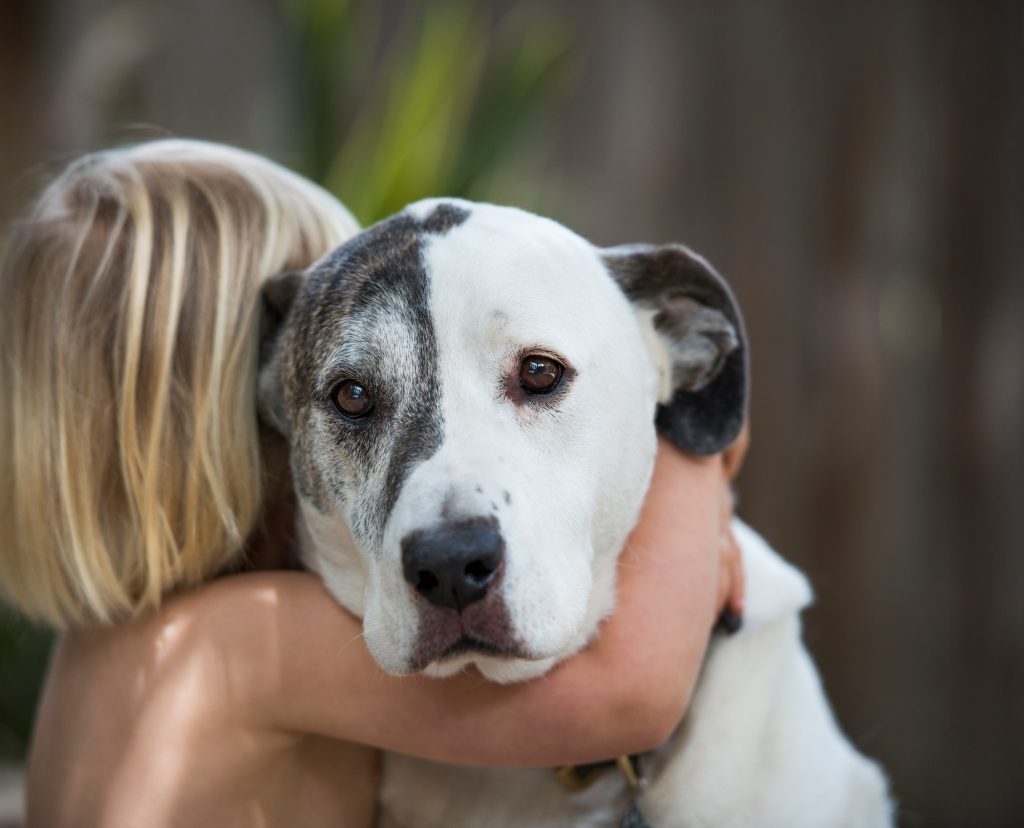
[716,422,750,629]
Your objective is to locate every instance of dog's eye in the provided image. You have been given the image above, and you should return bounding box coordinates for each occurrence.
[332,379,374,418]
[519,355,563,394]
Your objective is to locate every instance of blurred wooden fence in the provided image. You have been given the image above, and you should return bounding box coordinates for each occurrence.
[542,3,1023,824]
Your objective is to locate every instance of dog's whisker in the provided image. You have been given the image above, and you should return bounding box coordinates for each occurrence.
[334,622,387,658]
[335,630,368,655]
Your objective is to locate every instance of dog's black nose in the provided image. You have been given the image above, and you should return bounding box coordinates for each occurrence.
[401,519,504,612]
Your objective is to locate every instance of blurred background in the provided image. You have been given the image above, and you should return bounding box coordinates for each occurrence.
[1,1,1021,825]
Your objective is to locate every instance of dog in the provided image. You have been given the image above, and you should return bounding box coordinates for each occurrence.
[258,199,892,827]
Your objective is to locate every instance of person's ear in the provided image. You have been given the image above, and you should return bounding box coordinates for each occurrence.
[603,244,748,456]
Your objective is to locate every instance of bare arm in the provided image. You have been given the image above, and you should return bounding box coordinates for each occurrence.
[209,438,738,766]
[29,437,743,826]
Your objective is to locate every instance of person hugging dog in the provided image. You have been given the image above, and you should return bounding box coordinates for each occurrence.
[0,139,748,827]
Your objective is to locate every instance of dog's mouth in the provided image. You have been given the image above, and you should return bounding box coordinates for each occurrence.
[411,635,531,673]
[410,594,530,670]
[440,635,519,660]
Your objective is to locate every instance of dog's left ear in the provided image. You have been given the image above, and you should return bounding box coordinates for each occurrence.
[603,243,748,456]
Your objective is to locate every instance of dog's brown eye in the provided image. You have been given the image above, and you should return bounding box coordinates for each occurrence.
[333,380,374,418]
[519,355,563,394]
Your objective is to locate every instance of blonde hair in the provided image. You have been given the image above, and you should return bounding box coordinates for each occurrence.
[0,139,359,627]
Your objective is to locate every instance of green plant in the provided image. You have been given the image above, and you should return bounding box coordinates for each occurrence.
[286,0,575,224]
[0,612,51,762]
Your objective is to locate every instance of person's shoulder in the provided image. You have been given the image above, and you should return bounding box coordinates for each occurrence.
[27,573,324,826]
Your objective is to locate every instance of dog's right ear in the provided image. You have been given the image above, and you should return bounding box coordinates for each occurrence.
[603,243,748,456]
[257,270,303,437]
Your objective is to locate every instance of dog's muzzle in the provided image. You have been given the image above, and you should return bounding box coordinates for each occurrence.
[401,516,525,667]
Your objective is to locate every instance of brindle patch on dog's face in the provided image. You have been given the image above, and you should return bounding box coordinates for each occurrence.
[277,204,467,544]
[262,199,746,681]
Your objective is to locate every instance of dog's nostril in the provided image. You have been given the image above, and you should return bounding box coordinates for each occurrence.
[465,558,496,585]
[416,570,439,593]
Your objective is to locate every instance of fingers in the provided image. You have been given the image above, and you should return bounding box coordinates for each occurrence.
[723,522,745,617]
[722,421,750,482]
[714,476,745,634]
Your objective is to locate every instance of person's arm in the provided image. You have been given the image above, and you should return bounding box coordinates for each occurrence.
[32,434,743,822]
[191,438,739,767]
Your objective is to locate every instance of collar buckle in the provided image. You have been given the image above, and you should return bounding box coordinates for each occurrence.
[554,754,644,793]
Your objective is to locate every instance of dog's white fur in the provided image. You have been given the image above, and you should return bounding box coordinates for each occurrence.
[379,522,891,828]
[269,200,892,825]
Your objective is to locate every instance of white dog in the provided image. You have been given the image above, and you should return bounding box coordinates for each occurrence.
[259,199,892,827]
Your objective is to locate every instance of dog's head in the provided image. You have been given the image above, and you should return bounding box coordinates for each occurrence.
[259,200,746,682]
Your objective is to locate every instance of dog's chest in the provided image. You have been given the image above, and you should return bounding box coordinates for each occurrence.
[379,755,633,828]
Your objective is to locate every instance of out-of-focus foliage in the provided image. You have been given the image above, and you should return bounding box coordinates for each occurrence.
[286,1,574,224]
[0,612,50,761]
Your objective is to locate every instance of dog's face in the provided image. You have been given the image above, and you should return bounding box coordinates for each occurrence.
[260,200,746,682]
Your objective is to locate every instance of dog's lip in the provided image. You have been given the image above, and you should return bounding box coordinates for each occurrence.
[411,591,526,669]
[438,635,524,661]
[411,634,535,671]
